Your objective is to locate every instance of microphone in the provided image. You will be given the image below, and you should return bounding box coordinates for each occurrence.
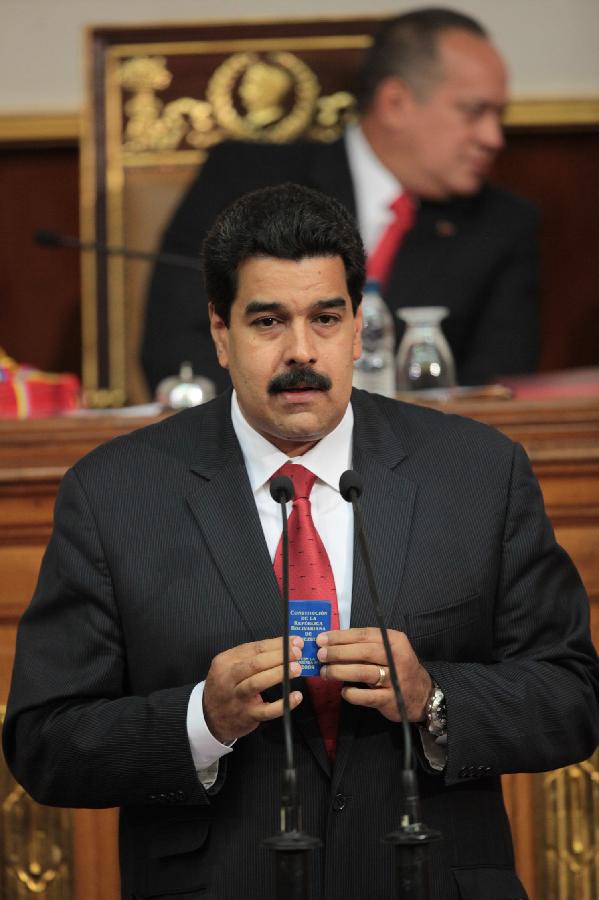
[264,476,320,900]
[340,469,413,767]
[269,475,295,778]
[339,469,441,900]
[339,468,363,502]
[270,475,294,505]
[34,228,204,270]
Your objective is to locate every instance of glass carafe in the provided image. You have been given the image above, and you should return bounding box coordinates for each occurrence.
[395,307,456,391]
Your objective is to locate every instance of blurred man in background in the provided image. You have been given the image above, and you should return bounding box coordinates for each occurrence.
[143,7,539,395]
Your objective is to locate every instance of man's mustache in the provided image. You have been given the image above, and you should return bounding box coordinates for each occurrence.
[268,367,332,395]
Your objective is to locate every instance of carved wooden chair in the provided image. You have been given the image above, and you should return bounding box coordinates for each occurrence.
[80,17,382,406]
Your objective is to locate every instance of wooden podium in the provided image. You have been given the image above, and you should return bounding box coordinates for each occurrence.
[1,395,598,900]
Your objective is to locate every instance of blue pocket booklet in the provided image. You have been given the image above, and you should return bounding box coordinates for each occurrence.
[289,600,332,675]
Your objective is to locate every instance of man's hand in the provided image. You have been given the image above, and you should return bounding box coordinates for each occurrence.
[203,637,304,743]
[316,627,431,723]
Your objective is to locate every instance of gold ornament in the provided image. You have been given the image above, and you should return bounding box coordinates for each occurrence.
[117,52,355,155]
[207,51,319,143]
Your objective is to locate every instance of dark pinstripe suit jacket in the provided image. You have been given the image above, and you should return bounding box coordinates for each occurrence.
[142,138,540,395]
[4,389,598,900]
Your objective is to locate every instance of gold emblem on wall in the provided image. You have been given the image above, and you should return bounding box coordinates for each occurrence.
[118,52,356,154]
[1,708,72,898]
[541,749,599,899]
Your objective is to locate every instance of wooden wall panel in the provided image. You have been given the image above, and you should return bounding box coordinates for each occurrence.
[0,146,80,375]
[491,130,599,372]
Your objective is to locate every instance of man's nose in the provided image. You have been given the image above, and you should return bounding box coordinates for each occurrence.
[284,323,316,366]
[479,111,504,152]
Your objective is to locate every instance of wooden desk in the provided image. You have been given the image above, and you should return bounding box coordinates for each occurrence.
[1,398,598,900]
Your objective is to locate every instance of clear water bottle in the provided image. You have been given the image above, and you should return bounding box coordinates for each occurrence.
[353,280,396,397]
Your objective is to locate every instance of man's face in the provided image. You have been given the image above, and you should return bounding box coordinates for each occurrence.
[391,30,508,199]
[209,255,363,456]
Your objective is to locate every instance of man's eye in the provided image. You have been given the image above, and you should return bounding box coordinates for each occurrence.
[462,105,482,120]
[315,314,339,326]
[253,317,279,328]
[460,102,504,123]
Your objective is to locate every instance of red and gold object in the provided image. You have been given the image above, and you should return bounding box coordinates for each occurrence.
[0,349,80,419]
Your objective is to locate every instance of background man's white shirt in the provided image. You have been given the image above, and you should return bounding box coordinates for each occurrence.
[344,123,405,254]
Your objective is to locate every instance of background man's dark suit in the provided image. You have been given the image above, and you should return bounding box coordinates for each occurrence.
[143,138,540,394]
[4,389,598,900]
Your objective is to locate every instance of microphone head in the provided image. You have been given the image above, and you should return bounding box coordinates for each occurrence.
[34,229,62,247]
[270,475,294,504]
[339,469,363,502]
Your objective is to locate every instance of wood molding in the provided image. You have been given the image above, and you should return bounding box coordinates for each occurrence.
[0,96,597,145]
[0,113,80,144]
[505,97,599,128]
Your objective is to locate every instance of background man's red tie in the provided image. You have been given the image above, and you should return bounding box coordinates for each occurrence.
[366,192,415,289]
[272,462,342,762]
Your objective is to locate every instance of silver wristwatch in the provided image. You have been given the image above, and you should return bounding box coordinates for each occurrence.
[425,681,447,738]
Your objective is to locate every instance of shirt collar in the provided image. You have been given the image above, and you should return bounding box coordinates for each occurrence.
[231,391,353,494]
[345,122,402,213]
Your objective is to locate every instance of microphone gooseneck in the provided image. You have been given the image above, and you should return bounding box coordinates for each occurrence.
[340,469,412,771]
[35,229,68,248]
[269,475,295,775]
[264,476,320,900]
[339,468,441,900]
[34,228,204,270]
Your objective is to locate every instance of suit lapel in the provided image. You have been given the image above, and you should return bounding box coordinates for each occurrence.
[334,392,417,786]
[186,394,282,640]
[186,463,284,640]
[348,392,416,632]
[386,197,472,311]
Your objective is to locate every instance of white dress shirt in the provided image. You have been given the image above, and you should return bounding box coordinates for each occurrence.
[344,122,404,254]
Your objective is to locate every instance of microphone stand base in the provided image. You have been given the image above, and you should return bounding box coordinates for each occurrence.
[263,830,321,900]
[384,824,442,900]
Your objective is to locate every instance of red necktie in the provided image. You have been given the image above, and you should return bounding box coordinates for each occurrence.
[272,462,342,762]
[366,192,415,289]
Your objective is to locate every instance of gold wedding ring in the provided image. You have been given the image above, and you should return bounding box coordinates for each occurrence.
[373,665,387,688]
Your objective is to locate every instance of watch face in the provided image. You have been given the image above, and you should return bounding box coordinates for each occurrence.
[427,684,447,736]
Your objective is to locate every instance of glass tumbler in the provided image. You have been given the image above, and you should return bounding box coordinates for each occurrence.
[395,307,456,391]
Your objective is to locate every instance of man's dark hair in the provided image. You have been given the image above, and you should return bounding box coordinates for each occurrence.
[356,7,488,112]
[202,183,366,324]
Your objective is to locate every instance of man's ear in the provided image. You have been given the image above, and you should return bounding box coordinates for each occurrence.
[208,302,230,369]
[373,76,417,130]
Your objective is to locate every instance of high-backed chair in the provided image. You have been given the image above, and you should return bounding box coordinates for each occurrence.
[80,17,384,406]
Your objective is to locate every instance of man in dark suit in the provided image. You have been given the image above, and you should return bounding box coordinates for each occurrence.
[3,183,598,900]
[143,8,539,396]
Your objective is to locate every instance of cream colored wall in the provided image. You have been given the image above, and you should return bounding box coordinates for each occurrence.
[1,0,598,114]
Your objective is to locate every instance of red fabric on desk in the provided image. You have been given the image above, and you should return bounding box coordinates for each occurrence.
[0,350,80,419]
[500,367,599,400]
